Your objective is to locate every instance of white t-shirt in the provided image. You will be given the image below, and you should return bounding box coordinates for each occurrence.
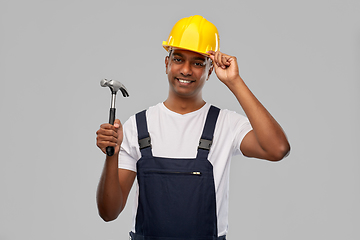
[119,102,252,236]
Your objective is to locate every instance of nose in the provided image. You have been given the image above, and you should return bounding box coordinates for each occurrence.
[180,61,192,77]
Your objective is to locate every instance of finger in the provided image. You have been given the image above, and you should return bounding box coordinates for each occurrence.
[208,54,215,62]
[221,55,231,68]
[207,50,215,56]
[215,51,225,69]
[97,140,117,148]
[97,139,117,153]
[211,51,219,67]
[97,133,118,143]
[100,123,116,130]
[97,135,118,149]
[97,138,117,154]
[216,54,232,69]
[96,143,107,154]
[207,51,215,63]
[96,128,118,138]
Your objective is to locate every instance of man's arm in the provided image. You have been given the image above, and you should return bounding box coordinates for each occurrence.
[96,119,136,221]
[208,51,290,161]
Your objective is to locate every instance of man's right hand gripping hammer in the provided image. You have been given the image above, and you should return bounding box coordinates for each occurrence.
[96,119,123,156]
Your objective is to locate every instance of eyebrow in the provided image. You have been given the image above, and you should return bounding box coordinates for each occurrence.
[172,52,206,61]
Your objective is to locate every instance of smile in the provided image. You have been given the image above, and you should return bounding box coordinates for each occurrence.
[177,78,194,84]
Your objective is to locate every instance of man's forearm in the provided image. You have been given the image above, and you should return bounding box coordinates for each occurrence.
[96,155,123,222]
[227,76,290,159]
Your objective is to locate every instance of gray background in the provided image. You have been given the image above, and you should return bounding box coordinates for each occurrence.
[1,0,359,239]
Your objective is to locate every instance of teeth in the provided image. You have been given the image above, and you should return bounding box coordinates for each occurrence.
[178,79,191,83]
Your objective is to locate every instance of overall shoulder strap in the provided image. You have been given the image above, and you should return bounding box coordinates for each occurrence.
[135,110,153,157]
[197,105,220,159]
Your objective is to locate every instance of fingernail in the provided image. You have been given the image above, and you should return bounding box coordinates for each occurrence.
[114,123,119,128]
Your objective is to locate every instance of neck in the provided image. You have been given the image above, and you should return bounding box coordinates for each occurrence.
[164,95,206,114]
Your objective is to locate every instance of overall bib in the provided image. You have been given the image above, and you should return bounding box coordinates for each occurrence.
[130,106,225,240]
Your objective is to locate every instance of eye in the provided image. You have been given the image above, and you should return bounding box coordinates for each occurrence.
[193,61,206,67]
[172,58,183,63]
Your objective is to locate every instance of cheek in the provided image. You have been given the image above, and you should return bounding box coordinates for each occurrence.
[166,63,176,75]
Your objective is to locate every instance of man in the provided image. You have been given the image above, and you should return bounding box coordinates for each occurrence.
[96,15,290,240]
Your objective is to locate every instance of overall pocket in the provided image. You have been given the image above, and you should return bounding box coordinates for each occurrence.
[136,167,217,238]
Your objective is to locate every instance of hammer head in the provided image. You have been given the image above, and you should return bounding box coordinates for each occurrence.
[100,79,129,97]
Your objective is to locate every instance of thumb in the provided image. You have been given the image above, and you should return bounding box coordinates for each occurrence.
[114,119,121,129]
[112,119,123,155]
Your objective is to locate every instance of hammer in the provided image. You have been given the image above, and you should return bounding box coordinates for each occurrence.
[100,79,129,156]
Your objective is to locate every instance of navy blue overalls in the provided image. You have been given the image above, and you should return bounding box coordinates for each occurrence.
[129,106,226,240]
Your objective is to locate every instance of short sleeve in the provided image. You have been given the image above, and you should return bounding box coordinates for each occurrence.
[233,121,252,156]
[118,115,141,172]
[223,110,253,156]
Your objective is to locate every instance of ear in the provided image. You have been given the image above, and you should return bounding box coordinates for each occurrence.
[165,56,169,74]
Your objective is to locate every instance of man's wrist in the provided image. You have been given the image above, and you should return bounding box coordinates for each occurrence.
[224,75,245,90]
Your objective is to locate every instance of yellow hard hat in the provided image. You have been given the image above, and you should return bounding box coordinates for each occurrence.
[162,15,220,56]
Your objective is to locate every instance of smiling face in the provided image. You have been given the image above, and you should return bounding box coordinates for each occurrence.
[165,49,213,100]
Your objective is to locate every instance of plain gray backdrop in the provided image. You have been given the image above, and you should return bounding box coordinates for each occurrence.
[1,0,359,239]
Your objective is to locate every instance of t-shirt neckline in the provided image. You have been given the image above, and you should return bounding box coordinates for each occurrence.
[160,102,210,117]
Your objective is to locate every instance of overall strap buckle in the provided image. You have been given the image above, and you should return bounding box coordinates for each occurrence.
[198,139,212,150]
[197,105,220,157]
[135,110,153,157]
[138,136,151,150]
